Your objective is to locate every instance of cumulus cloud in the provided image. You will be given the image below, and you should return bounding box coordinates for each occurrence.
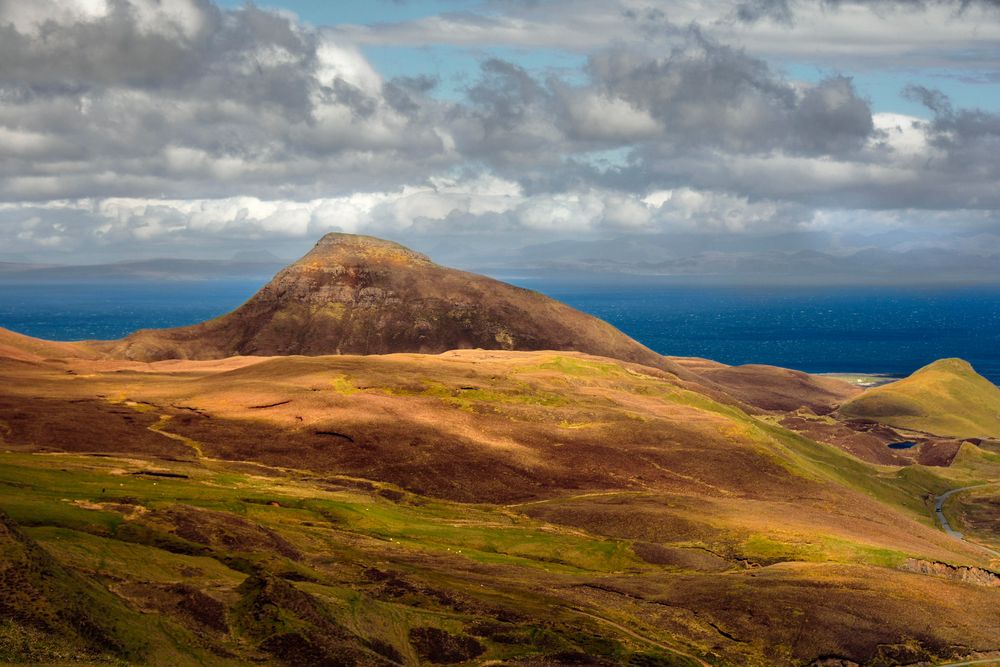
[0,0,452,201]
[586,37,875,156]
[1,0,999,272]
[905,84,1000,183]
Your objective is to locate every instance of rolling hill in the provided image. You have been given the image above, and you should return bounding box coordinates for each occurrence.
[0,234,997,665]
[672,357,860,414]
[839,358,1000,439]
[0,341,998,664]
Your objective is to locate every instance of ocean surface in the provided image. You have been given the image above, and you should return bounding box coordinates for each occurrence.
[2,279,999,385]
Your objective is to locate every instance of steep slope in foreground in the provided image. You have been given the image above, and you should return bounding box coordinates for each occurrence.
[103,234,675,372]
[839,358,1000,439]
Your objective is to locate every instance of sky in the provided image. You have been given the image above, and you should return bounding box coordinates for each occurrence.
[1,0,1000,279]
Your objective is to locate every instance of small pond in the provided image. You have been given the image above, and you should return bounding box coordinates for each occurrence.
[887,441,918,450]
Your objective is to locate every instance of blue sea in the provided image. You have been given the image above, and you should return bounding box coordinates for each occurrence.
[1,279,999,385]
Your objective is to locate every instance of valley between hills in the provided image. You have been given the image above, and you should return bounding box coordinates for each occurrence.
[0,234,998,667]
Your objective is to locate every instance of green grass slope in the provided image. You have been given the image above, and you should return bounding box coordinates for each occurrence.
[0,452,997,667]
[838,358,1000,439]
[0,508,228,665]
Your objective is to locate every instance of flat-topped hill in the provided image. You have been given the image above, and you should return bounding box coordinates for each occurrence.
[102,234,676,372]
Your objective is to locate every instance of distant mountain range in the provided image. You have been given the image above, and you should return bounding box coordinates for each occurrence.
[466,235,1000,285]
[3,232,1000,284]
[0,257,285,282]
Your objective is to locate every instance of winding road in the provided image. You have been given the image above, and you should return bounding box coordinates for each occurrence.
[933,484,1000,558]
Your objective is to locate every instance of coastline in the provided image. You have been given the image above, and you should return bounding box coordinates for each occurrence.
[817,372,901,388]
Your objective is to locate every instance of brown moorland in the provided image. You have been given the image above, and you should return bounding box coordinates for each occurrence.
[672,357,860,414]
[0,235,998,665]
[1,342,998,665]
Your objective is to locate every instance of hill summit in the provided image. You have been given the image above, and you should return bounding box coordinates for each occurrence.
[106,233,673,369]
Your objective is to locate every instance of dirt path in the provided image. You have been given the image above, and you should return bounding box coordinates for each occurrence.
[506,490,636,508]
[934,484,1000,559]
[148,414,204,458]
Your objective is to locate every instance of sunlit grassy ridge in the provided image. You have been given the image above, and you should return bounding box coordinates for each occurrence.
[840,358,1000,439]
[329,354,996,524]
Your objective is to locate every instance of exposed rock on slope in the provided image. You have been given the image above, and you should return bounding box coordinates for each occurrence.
[900,558,1000,587]
[104,234,678,372]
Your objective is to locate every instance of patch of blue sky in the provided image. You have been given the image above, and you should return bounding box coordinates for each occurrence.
[575,147,633,171]
[365,45,588,99]
[215,2,586,101]
[783,62,1000,118]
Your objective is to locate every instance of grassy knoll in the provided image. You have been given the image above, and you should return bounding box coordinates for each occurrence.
[839,358,1000,439]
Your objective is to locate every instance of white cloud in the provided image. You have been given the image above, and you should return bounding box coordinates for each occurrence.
[1,0,999,269]
[872,112,931,158]
[314,39,383,93]
[562,92,662,140]
[0,0,109,33]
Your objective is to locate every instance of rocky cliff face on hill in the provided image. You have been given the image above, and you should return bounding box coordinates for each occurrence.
[104,234,676,371]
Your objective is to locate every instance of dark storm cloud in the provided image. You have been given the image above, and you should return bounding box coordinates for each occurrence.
[444,32,876,183]
[448,58,566,171]
[0,1,321,118]
[467,59,547,133]
[0,0,221,88]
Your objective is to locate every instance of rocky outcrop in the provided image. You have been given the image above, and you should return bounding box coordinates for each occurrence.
[900,558,1000,587]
